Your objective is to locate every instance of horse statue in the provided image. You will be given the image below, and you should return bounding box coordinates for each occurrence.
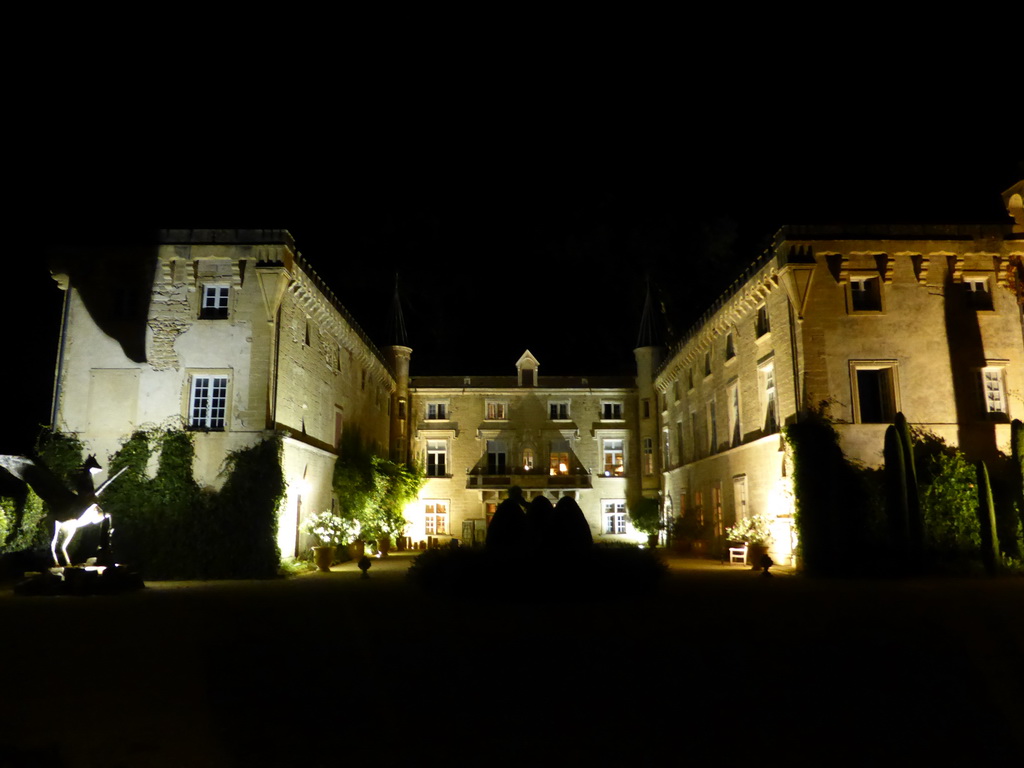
[0,453,125,567]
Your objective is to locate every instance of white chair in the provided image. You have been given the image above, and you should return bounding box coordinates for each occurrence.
[728,544,748,564]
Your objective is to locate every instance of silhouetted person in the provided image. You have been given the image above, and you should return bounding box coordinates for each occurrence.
[486,487,528,552]
[551,497,593,554]
[526,495,553,550]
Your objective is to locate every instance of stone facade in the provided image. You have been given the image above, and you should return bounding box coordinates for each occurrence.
[51,230,394,558]
[655,223,1024,565]
[401,350,650,546]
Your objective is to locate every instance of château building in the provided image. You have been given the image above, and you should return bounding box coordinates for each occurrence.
[45,181,1024,563]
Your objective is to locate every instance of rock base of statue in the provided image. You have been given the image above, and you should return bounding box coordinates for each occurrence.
[14,564,145,597]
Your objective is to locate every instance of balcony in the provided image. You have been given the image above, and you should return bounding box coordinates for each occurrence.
[466,466,592,490]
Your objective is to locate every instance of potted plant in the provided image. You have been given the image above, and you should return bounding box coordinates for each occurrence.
[302,511,350,572]
[628,497,664,547]
[724,514,774,569]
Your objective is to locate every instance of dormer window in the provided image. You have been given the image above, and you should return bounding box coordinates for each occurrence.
[200,285,230,319]
[964,276,994,310]
[849,275,882,312]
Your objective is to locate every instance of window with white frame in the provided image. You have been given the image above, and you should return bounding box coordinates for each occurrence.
[603,500,627,535]
[603,438,625,476]
[485,401,507,420]
[759,361,778,434]
[601,401,623,420]
[851,362,898,424]
[849,275,882,312]
[424,501,448,535]
[643,437,654,475]
[426,402,448,420]
[978,366,1008,418]
[426,439,448,477]
[200,285,230,319]
[662,428,671,470]
[963,276,994,310]
[549,401,570,420]
[189,375,228,430]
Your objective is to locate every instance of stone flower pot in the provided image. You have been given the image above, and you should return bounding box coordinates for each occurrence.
[312,545,336,572]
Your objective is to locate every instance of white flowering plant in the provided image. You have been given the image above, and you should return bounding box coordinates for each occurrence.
[724,514,774,545]
[302,511,358,547]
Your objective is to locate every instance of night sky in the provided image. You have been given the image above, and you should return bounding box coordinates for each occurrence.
[6,157,1021,455]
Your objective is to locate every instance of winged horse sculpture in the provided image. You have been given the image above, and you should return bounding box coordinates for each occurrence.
[0,454,125,566]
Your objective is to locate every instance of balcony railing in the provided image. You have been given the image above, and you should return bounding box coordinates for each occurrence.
[466,467,592,490]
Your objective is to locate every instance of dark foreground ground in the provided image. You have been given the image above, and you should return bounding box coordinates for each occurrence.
[1,554,1022,768]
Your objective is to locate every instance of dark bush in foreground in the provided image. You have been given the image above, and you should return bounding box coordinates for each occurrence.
[407,543,667,600]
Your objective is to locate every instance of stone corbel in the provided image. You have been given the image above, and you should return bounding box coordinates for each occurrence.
[914,255,929,285]
[883,254,896,285]
[994,256,1009,288]
[838,256,850,285]
[951,255,965,283]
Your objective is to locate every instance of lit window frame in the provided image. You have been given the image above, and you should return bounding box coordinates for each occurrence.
[485,401,508,421]
[425,439,448,477]
[188,374,229,431]
[978,364,1008,419]
[601,401,624,421]
[850,360,900,424]
[602,500,628,535]
[548,401,570,420]
[602,438,626,477]
[847,273,884,313]
[425,401,449,421]
[424,500,449,536]
[200,284,230,320]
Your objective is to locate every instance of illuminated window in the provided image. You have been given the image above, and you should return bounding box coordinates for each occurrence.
[755,305,771,338]
[601,402,623,420]
[643,437,654,475]
[424,501,448,535]
[486,401,507,420]
[426,440,447,477]
[523,448,535,470]
[426,402,448,420]
[851,362,898,424]
[200,285,229,319]
[189,375,228,430]
[550,439,569,475]
[549,401,570,420]
[964,277,994,310]
[603,439,625,476]
[603,500,627,535]
[978,366,1007,418]
[849,276,882,312]
[662,428,671,470]
[759,361,778,434]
